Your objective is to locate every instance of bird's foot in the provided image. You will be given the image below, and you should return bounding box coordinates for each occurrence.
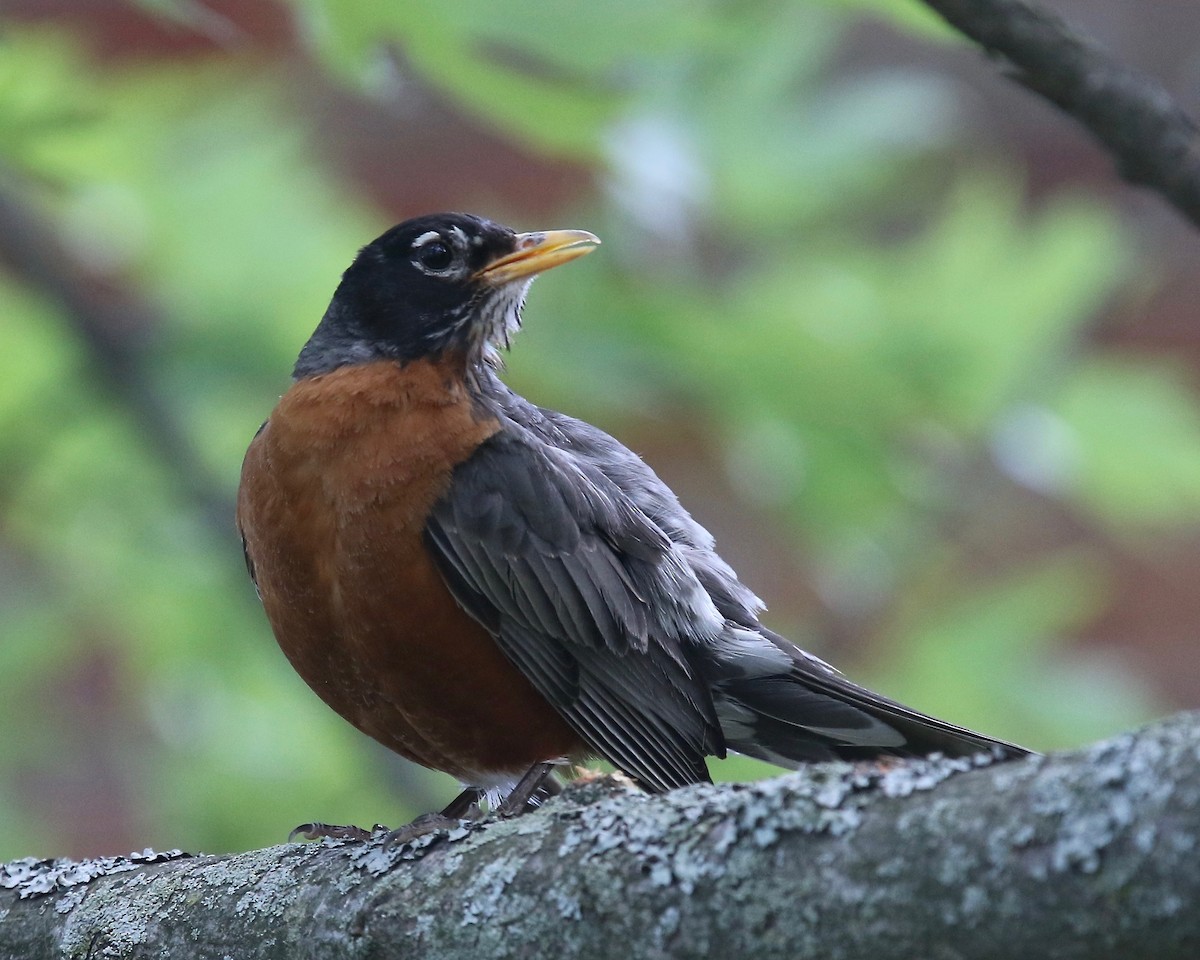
[382,812,469,848]
[289,765,561,847]
[380,786,484,848]
[440,786,485,820]
[288,821,388,843]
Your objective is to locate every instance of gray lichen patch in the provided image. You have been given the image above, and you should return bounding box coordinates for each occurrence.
[533,757,993,898]
[58,864,190,957]
[49,846,340,959]
[1032,718,1191,882]
[327,752,999,911]
[0,849,192,901]
[457,855,523,927]
[345,819,479,878]
[876,752,993,797]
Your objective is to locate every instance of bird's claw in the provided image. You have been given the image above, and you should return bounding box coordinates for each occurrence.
[288,821,388,843]
[382,813,467,849]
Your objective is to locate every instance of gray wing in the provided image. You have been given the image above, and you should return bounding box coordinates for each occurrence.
[524,400,1031,765]
[433,380,1030,780]
[425,427,726,792]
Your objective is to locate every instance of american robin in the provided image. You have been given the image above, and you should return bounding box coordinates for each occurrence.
[237,213,1029,829]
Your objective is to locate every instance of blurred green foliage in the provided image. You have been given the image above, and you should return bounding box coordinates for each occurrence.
[0,1,1191,858]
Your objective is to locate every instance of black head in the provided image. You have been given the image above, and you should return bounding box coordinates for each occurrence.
[293,213,599,379]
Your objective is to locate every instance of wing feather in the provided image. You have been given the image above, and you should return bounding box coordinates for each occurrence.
[425,428,723,791]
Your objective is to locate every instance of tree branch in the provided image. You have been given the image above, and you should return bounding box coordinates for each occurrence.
[919,0,1200,228]
[4,712,1199,959]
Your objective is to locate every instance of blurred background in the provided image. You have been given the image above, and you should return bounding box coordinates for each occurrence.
[1,0,1199,860]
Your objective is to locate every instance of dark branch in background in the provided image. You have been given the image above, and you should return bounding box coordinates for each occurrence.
[0,170,235,542]
[919,0,1200,229]
[4,713,1200,960]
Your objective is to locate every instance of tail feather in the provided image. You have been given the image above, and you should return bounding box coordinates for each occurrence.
[715,629,1031,764]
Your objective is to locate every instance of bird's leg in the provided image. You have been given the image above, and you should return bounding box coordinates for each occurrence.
[440,786,485,820]
[531,773,563,804]
[496,760,560,818]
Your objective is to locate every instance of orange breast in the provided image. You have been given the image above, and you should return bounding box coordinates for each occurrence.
[236,359,585,784]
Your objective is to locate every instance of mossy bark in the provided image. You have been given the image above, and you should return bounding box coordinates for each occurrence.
[3,713,1200,959]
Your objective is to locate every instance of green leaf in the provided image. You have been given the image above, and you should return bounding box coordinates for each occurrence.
[293,0,693,156]
[0,30,99,180]
[880,176,1129,430]
[811,0,956,39]
[1056,359,1200,530]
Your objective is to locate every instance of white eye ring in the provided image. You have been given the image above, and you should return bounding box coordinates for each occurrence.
[412,233,455,273]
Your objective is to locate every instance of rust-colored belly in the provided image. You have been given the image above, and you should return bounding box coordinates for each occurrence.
[236,360,584,783]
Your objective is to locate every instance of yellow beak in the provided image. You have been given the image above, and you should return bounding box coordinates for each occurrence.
[474,229,601,285]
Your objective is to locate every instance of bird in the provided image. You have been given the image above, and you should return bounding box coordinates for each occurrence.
[236,212,1030,833]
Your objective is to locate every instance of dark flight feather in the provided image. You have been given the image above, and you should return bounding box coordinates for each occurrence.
[421,373,1028,794]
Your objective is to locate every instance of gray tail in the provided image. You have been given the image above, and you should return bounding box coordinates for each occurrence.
[714,629,1031,767]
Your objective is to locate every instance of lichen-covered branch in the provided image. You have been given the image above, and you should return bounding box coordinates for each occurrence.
[3,713,1200,959]
[918,0,1200,229]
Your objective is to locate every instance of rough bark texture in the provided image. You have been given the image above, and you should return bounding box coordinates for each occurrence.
[920,0,1200,228]
[3,712,1199,960]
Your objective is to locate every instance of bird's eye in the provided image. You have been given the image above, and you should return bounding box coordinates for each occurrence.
[415,239,454,272]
